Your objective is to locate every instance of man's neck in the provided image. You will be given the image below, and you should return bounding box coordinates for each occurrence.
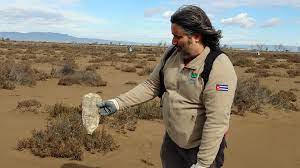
[188,44,205,58]
[183,45,205,65]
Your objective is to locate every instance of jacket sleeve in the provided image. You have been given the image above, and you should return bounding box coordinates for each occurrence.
[197,54,237,167]
[115,46,174,109]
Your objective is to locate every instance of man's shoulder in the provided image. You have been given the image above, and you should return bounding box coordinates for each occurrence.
[213,52,233,66]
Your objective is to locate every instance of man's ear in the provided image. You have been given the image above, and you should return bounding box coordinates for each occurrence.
[193,33,202,43]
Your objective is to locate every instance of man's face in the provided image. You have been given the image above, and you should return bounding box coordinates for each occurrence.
[171,23,200,55]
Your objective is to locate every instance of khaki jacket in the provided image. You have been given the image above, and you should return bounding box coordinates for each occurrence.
[115,46,237,167]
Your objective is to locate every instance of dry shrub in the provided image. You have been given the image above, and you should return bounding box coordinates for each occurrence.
[0,78,15,90]
[83,126,118,153]
[254,71,271,78]
[233,58,255,67]
[108,100,161,133]
[245,67,271,78]
[50,67,59,78]
[256,64,271,69]
[58,70,107,87]
[61,57,78,67]
[233,78,272,115]
[269,90,298,111]
[286,70,300,78]
[126,57,136,63]
[135,60,148,68]
[17,99,42,113]
[17,103,119,160]
[125,81,138,86]
[46,103,81,118]
[120,64,136,72]
[88,58,103,63]
[137,65,155,76]
[34,56,60,64]
[287,55,300,63]
[85,64,102,71]
[257,57,277,64]
[114,64,121,70]
[129,100,162,120]
[109,110,138,133]
[0,60,36,88]
[272,63,290,69]
[33,69,50,81]
[60,62,76,76]
[147,57,156,61]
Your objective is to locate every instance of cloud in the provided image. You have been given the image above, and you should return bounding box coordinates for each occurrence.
[170,0,300,12]
[261,17,281,27]
[221,13,255,28]
[0,6,104,25]
[162,11,174,19]
[144,7,164,17]
[0,1,106,36]
[57,0,81,4]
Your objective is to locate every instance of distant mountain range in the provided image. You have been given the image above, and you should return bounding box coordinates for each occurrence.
[0,32,143,45]
[0,32,299,52]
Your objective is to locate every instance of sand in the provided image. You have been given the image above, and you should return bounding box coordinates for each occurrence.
[0,65,299,168]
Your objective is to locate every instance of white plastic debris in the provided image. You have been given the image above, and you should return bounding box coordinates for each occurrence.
[82,93,102,135]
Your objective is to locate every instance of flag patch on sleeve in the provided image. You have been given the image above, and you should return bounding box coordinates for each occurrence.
[216,84,228,91]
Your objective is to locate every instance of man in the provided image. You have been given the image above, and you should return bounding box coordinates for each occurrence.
[97,5,237,168]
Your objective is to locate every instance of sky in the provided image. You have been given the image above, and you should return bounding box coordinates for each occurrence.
[0,0,300,46]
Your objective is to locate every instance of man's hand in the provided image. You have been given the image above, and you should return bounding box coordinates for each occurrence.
[190,163,207,168]
[96,99,119,116]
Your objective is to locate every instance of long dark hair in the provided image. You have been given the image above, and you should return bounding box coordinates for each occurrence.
[171,5,222,50]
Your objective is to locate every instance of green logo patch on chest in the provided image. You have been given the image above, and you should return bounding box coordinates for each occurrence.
[191,72,198,78]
